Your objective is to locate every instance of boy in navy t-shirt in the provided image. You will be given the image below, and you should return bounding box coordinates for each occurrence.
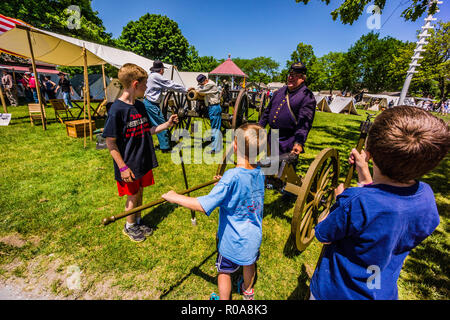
[162,124,267,300]
[103,63,178,243]
[310,106,449,300]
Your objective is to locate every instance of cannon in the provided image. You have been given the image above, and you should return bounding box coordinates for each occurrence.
[101,112,376,252]
[160,87,267,134]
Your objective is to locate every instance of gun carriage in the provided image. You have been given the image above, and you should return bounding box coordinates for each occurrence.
[102,108,375,252]
[160,87,268,134]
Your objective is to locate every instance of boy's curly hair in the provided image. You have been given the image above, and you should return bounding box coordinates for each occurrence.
[366,106,450,183]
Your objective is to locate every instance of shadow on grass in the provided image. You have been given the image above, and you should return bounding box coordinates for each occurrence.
[287,264,311,300]
[263,194,295,224]
[141,202,178,231]
[159,250,217,299]
[421,156,449,196]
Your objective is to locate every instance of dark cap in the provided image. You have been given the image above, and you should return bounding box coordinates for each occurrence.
[58,72,65,76]
[289,61,307,74]
[150,60,168,72]
[196,74,207,84]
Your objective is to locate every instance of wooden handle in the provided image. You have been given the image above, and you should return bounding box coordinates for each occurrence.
[101,179,218,226]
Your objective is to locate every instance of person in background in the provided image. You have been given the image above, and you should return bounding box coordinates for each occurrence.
[55,72,75,109]
[43,76,57,101]
[1,69,18,106]
[144,60,187,153]
[28,72,39,104]
[190,74,222,154]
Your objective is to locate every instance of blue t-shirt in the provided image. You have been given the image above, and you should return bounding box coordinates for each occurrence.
[102,99,158,181]
[197,167,265,265]
[310,182,440,300]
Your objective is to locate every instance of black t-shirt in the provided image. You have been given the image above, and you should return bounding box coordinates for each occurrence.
[102,99,158,181]
[58,78,71,92]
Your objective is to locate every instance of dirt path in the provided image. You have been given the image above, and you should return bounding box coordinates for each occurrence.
[0,283,53,300]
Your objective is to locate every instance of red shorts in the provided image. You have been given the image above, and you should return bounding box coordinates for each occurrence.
[117,170,155,197]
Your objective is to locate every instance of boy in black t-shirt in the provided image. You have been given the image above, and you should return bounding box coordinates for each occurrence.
[102,63,178,242]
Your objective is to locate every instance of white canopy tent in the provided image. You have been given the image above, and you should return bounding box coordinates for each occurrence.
[328,97,358,115]
[0,25,186,85]
[0,24,188,137]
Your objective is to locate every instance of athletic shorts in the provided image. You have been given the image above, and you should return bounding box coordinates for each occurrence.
[215,252,260,274]
[116,170,154,196]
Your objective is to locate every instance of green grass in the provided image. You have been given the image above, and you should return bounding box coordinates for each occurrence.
[0,104,448,300]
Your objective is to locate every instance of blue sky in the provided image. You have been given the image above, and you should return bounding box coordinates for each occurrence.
[92,0,449,68]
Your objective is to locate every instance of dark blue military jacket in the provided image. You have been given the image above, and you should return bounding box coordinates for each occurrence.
[259,84,316,154]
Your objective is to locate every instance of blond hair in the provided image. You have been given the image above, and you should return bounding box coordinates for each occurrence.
[235,123,267,163]
[118,63,148,89]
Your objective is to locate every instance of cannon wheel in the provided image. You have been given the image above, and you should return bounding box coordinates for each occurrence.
[161,91,192,132]
[291,148,340,251]
[257,92,267,122]
[229,89,249,129]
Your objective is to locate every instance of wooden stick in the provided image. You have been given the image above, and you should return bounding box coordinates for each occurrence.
[26,29,46,130]
[102,179,219,226]
[101,63,108,103]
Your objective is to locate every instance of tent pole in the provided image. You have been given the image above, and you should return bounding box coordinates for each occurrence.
[82,47,93,141]
[83,86,87,148]
[26,29,46,130]
[0,83,7,113]
[102,64,108,101]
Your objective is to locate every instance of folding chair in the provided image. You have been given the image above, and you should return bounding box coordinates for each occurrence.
[28,104,47,126]
[49,99,74,124]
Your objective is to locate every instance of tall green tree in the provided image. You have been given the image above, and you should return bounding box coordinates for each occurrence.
[0,0,112,44]
[283,43,320,89]
[295,0,439,25]
[117,14,190,69]
[232,57,280,84]
[346,32,405,92]
[184,46,220,72]
[415,21,450,101]
[315,52,348,93]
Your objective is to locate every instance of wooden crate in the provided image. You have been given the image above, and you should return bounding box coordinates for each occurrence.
[65,120,96,138]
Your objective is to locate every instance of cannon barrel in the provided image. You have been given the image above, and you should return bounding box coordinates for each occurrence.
[186,89,205,101]
[101,179,219,226]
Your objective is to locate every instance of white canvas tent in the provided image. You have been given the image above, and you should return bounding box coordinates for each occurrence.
[0,25,187,85]
[363,94,399,110]
[0,24,189,137]
[314,94,331,112]
[328,96,358,115]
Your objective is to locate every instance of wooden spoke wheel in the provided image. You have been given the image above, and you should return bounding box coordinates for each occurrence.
[291,148,340,251]
[257,92,267,122]
[161,91,192,132]
[231,89,249,129]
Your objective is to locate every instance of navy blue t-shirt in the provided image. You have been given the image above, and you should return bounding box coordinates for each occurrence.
[102,99,158,181]
[310,182,440,300]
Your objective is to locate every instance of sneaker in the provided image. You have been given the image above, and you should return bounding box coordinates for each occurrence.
[209,293,220,300]
[237,276,254,300]
[138,223,154,236]
[122,224,146,242]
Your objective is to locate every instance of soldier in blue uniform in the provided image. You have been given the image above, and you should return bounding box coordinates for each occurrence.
[259,62,316,156]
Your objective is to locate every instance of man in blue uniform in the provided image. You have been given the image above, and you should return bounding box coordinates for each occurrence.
[259,62,316,156]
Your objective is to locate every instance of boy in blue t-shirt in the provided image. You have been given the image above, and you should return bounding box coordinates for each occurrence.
[103,63,178,243]
[162,123,267,300]
[310,106,449,300]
